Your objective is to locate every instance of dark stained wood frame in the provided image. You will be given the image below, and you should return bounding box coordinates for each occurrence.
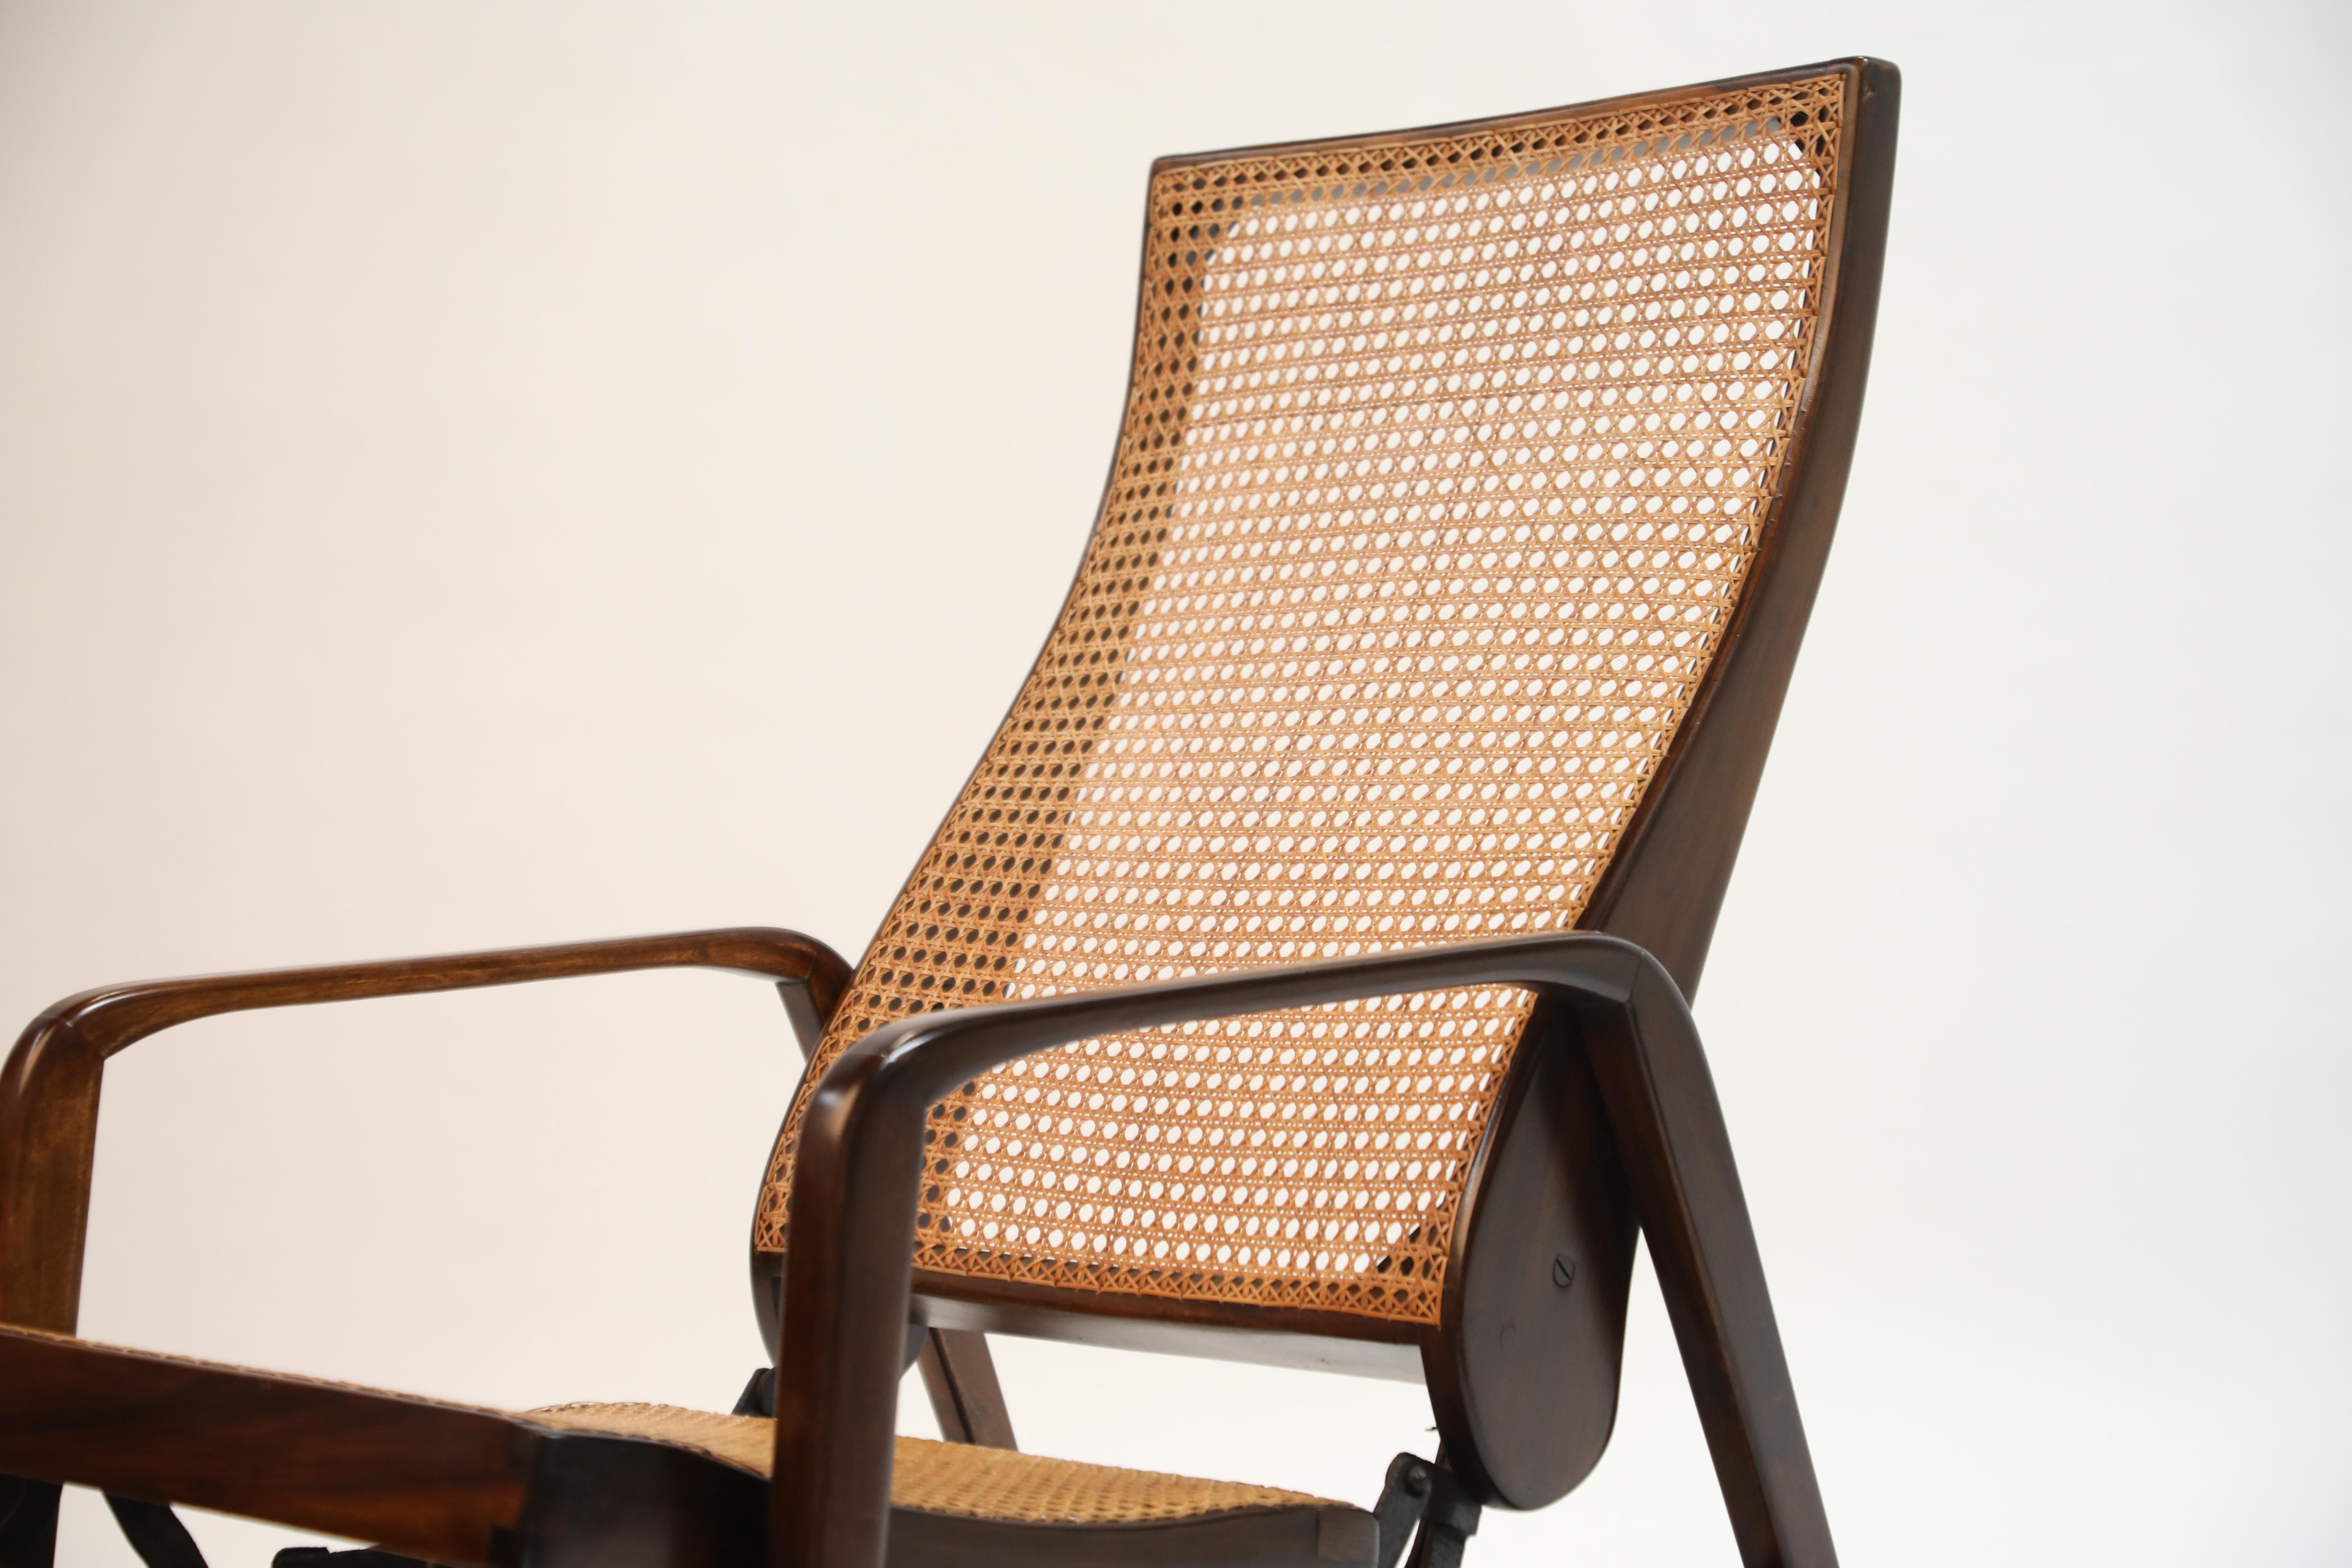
[0,925,1010,1565]
[0,928,852,1339]
[764,992,1021,1451]
[0,1325,538,1565]
[0,1322,1360,1568]
[775,49,1899,1548]
[772,930,1833,1568]
[0,55,1896,1568]
[1433,53,1900,1517]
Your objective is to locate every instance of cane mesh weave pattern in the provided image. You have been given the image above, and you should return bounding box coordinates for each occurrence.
[527,1404,1340,1521]
[757,73,1847,1323]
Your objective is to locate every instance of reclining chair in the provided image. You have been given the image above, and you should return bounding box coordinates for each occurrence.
[0,56,1898,1568]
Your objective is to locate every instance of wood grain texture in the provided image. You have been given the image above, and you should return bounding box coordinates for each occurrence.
[1575,964,1836,1567]
[0,1327,1361,1568]
[1424,997,1637,1510]
[0,1326,530,1566]
[0,927,851,1334]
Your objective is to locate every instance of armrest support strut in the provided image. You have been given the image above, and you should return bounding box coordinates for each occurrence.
[0,927,852,1334]
[772,931,1833,1568]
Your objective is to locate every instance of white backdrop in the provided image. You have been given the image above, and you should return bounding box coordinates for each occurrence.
[2,3,2346,1564]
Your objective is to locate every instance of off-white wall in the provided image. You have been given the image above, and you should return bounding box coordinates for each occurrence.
[2,2,2345,1563]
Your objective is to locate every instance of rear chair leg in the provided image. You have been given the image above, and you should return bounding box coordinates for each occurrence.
[0,1476,61,1568]
[915,1329,1016,1450]
[734,1328,1017,1451]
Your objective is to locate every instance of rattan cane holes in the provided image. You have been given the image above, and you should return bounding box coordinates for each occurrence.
[758,74,1844,1325]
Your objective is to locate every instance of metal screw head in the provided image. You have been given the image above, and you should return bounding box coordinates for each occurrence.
[1404,1465,1430,1497]
[1551,1254,1578,1289]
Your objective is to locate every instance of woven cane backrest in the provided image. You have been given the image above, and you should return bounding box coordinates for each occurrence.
[757,71,1850,1329]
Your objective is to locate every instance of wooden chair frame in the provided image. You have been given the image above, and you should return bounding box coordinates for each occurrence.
[0,57,1898,1568]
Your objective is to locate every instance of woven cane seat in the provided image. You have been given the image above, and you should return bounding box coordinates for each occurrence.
[1,1323,1360,1549]
[7,1325,1340,1529]
[529,1402,1344,1525]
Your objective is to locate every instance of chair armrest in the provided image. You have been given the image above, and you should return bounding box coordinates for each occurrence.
[0,1323,771,1568]
[771,931,1833,1568]
[0,1323,533,1564]
[0,927,853,1334]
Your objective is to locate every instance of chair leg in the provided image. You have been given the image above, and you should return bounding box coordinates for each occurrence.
[914,1329,1015,1450]
[1576,973,1839,1568]
[737,1331,1016,1451]
[777,985,1017,1452]
[103,1496,208,1568]
[1370,1454,1480,1568]
[0,1476,60,1568]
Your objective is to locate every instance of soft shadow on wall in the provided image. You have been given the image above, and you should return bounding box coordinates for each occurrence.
[0,2,2345,1565]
